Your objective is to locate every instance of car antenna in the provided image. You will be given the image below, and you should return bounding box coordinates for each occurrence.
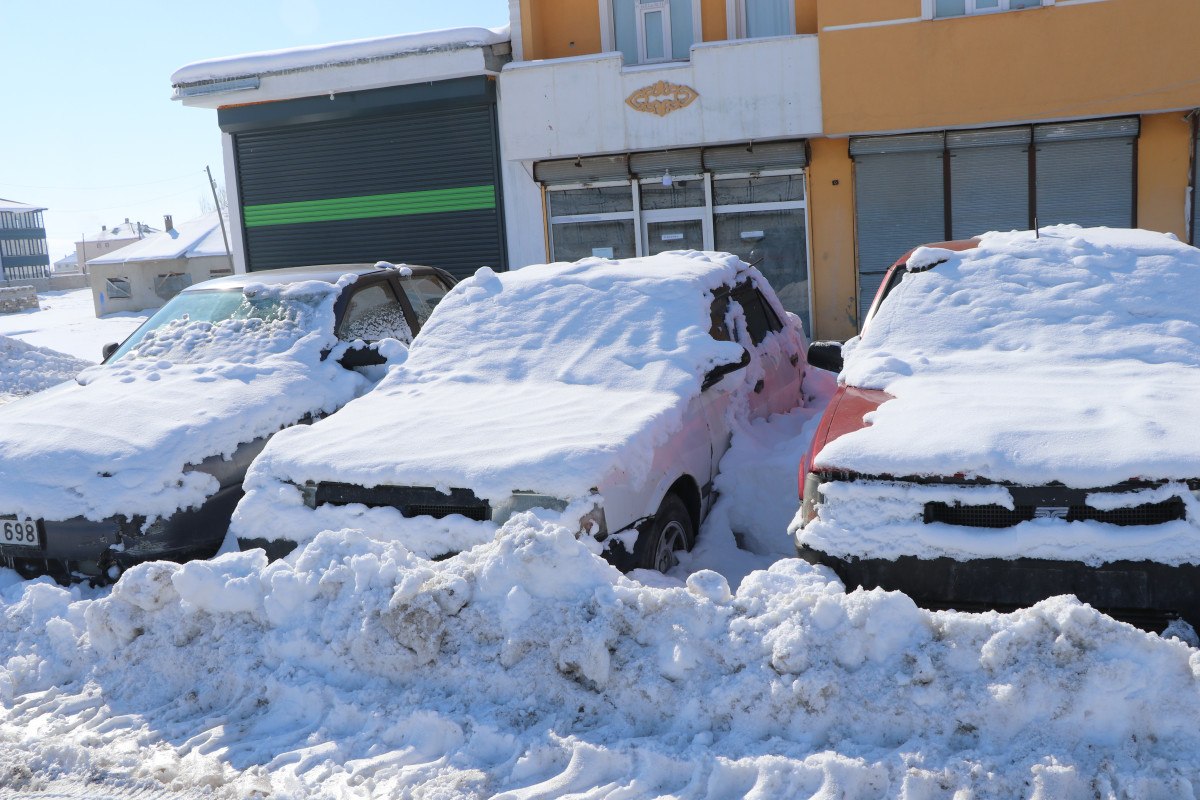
[1034,217,1040,239]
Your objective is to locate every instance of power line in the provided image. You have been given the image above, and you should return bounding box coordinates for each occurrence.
[0,170,207,192]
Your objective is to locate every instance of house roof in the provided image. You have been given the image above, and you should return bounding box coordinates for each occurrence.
[171,25,509,86]
[87,211,230,265]
[0,198,46,213]
[89,220,160,242]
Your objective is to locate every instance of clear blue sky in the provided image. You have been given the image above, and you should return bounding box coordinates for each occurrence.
[0,0,509,259]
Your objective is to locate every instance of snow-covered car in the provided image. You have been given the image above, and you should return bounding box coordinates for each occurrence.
[794,226,1200,629]
[233,251,808,570]
[0,262,454,582]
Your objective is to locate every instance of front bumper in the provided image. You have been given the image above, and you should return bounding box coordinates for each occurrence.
[0,484,242,582]
[799,544,1200,632]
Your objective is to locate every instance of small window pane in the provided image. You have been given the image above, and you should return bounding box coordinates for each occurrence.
[644,10,665,60]
[745,0,791,37]
[640,180,705,210]
[647,220,703,254]
[399,276,450,326]
[548,186,633,217]
[975,0,1000,8]
[338,282,412,343]
[1010,0,1041,7]
[713,175,804,206]
[105,278,132,299]
[552,220,636,262]
[934,0,966,16]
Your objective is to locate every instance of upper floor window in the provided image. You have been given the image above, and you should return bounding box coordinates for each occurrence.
[612,0,698,65]
[934,0,1046,17]
[731,0,795,39]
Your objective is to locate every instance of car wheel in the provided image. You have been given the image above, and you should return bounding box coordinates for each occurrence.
[634,493,695,573]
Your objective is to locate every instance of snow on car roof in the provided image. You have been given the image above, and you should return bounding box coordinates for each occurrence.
[190,262,435,292]
[819,226,1200,487]
[247,252,754,503]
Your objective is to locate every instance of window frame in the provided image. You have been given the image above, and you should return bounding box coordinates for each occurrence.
[601,0,703,65]
[925,0,1053,19]
[726,0,797,40]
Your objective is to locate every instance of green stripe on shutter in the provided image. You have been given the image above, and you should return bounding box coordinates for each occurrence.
[243,185,496,228]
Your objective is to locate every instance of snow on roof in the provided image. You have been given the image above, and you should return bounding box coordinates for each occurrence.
[171,25,510,86]
[817,226,1200,489]
[89,221,159,242]
[87,212,228,265]
[0,198,45,213]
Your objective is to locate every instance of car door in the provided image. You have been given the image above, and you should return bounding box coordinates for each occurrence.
[697,287,740,498]
[731,281,800,418]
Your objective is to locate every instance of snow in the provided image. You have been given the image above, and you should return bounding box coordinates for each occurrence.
[234,253,758,548]
[822,227,1200,487]
[171,25,510,86]
[0,280,370,522]
[0,287,146,363]
[0,198,44,213]
[87,211,227,265]
[4,519,1200,797]
[2,252,1200,796]
[0,336,90,405]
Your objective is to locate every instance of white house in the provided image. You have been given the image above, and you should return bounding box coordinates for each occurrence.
[87,212,232,316]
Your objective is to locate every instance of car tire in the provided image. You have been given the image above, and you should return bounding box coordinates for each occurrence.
[634,493,695,573]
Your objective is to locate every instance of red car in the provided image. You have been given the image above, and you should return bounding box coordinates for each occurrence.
[794,228,1200,632]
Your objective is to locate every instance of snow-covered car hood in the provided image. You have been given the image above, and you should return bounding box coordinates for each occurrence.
[0,283,370,522]
[247,252,758,503]
[817,227,1200,488]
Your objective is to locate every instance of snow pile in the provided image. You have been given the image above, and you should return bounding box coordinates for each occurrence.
[0,287,146,363]
[3,520,1200,797]
[822,227,1200,487]
[0,336,90,404]
[236,253,765,547]
[172,25,510,85]
[0,281,371,522]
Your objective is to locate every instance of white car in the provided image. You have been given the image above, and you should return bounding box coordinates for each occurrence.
[232,252,809,571]
[0,263,454,582]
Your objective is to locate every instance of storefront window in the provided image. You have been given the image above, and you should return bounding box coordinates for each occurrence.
[548,186,633,216]
[640,180,705,210]
[714,209,809,335]
[551,220,636,262]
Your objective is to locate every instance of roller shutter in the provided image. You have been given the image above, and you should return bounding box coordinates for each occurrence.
[851,133,945,326]
[947,126,1031,239]
[233,103,505,278]
[1033,118,1137,229]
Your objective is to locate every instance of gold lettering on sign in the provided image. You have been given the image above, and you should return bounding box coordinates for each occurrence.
[625,81,699,117]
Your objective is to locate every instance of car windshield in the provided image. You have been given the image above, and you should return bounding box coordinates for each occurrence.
[108,288,327,364]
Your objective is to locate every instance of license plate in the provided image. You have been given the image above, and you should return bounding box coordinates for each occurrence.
[0,517,42,549]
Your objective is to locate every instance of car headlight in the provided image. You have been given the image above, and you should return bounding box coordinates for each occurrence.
[490,492,570,526]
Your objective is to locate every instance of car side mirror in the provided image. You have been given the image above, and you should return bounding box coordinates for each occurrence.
[702,348,751,391]
[807,341,843,373]
[338,343,387,369]
[101,342,119,361]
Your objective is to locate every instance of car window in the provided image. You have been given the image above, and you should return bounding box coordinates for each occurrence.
[732,283,782,346]
[709,292,734,342]
[337,282,413,343]
[399,275,451,326]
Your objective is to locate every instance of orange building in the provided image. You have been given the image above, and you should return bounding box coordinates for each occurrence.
[500,0,1200,340]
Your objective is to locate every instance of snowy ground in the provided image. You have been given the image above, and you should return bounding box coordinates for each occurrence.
[0,287,147,364]
[1,289,1199,798]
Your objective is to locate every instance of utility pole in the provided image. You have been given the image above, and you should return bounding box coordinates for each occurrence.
[206,165,232,259]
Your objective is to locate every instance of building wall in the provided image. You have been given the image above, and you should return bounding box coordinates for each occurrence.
[89,255,232,316]
[76,236,141,275]
[806,138,858,340]
[818,0,1200,136]
[1137,112,1192,240]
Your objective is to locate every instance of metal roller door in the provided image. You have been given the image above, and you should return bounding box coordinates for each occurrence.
[1034,118,1138,229]
[233,103,505,278]
[851,133,945,325]
[948,126,1031,239]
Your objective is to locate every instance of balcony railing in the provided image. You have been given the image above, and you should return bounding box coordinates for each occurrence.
[3,265,51,281]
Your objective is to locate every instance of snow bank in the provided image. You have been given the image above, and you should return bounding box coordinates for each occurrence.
[821,227,1200,487]
[0,336,90,404]
[0,287,146,363]
[0,281,369,522]
[237,253,759,548]
[172,25,510,85]
[3,519,1200,797]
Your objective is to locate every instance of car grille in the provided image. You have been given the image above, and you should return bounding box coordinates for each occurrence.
[925,496,1186,528]
[314,483,491,522]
